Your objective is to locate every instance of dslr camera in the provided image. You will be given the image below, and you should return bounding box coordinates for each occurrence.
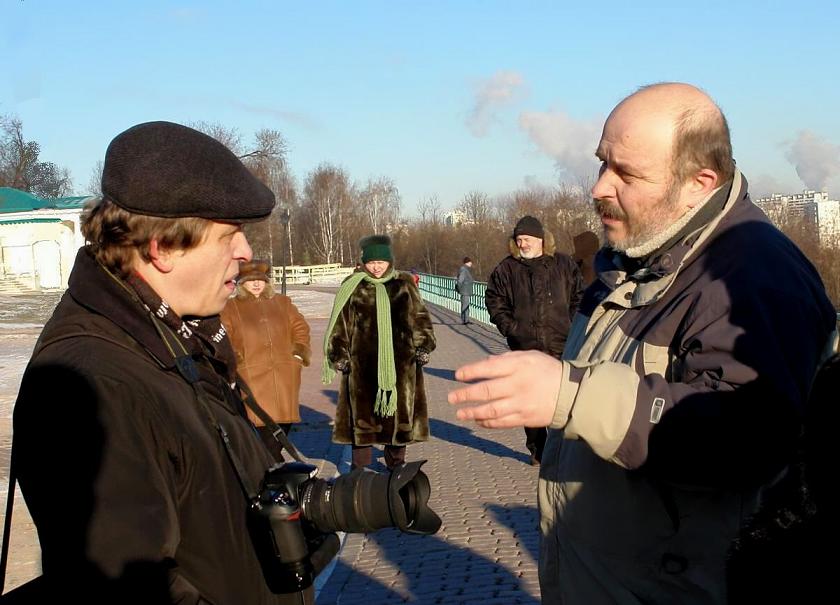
[248,460,441,594]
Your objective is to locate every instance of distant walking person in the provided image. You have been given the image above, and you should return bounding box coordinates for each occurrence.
[221,259,311,462]
[485,216,583,465]
[456,257,474,324]
[323,235,436,471]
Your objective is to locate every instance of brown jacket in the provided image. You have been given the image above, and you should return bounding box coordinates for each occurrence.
[222,290,311,425]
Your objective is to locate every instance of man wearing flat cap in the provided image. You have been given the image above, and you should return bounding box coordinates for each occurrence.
[11,122,330,603]
[485,215,583,466]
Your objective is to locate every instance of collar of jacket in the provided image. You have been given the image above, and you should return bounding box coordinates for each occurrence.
[593,170,747,306]
[66,247,209,371]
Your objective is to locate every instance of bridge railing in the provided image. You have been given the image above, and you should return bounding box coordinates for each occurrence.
[271,263,354,285]
[416,272,492,326]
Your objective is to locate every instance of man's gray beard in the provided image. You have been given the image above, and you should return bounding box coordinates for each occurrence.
[519,249,542,259]
[598,184,682,254]
[607,218,669,253]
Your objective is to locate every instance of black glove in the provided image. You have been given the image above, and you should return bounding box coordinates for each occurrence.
[415,349,430,366]
[333,359,351,374]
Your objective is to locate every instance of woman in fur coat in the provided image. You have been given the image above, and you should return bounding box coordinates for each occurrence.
[221,260,311,461]
[323,235,436,471]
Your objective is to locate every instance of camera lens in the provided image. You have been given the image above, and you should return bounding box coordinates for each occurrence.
[299,461,441,535]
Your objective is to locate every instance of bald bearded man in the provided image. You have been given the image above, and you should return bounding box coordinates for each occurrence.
[449,83,837,603]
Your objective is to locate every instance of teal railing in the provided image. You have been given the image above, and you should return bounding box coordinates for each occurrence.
[416,272,491,326]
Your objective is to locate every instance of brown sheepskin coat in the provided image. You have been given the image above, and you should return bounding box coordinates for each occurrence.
[328,272,436,446]
[221,288,311,425]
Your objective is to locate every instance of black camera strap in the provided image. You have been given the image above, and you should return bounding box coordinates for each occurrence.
[0,445,17,594]
[149,314,261,502]
[236,378,305,464]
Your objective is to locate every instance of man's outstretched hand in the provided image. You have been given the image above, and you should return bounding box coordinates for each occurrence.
[448,350,563,429]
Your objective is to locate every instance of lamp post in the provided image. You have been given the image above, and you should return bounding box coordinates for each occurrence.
[280,207,290,295]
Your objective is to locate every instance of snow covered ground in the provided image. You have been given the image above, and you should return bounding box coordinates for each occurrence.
[0,287,334,425]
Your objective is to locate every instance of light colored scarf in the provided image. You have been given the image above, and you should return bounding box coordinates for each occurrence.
[322,268,398,416]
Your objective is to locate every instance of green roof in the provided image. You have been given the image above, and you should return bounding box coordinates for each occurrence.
[0,187,91,214]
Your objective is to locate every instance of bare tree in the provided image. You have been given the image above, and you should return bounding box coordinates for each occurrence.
[415,196,445,274]
[86,160,104,196]
[300,164,352,264]
[241,129,292,265]
[189,121,243,156]
[359,176,401,233]
[0,114,74,197]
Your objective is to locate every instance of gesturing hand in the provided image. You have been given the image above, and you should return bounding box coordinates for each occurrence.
[448,350,563,429]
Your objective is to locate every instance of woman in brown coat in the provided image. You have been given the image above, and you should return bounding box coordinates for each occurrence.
[221,260,311,461]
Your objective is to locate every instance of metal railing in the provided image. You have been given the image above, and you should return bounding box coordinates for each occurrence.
[271,263,354,286]
[416,272,491,326]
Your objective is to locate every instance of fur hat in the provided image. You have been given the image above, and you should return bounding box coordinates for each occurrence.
[102,121,275,222]
[513,215,544,240]
[359,234,393,263]
[238,260,271,283]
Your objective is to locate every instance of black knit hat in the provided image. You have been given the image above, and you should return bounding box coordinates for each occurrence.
[513,215,544,239]
[359,234,393,263]
[101,121,275,222]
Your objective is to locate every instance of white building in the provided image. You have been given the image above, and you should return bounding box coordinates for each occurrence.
[0,187,92,291]
[444,210,470,227]
[755,189,840,245]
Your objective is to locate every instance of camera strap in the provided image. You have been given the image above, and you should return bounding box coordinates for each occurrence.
[0,446,17,594]
[149,314,261,502]
[236,378,305,464]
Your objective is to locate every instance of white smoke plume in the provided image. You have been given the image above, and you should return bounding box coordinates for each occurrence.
[518,109,602,181]
[466,70,527,137]
[784,130,840,190]
[748,173,797,199]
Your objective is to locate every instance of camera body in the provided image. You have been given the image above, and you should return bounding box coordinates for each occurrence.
[248,462,323,593]
[248,460,440,594]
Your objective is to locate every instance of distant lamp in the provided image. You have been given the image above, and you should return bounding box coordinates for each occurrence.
[280,208,290,295]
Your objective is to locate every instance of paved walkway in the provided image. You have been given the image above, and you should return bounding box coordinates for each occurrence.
[1,291,543,603]
[308,305,541,605]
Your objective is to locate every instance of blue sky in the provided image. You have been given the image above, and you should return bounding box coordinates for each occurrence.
[3,0,840,214]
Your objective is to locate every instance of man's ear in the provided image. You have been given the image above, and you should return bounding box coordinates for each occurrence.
[685,168,719,208]
[148,239,175,273]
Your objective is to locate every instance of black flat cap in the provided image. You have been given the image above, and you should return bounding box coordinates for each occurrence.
[101,121,275,222]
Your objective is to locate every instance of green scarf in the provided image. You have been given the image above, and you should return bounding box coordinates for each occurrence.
[322,268,398,416]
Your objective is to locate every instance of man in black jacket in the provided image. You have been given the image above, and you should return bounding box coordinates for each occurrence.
[485,216,583,465]
[11,121,330,604]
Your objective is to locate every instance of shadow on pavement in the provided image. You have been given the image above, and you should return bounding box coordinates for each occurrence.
[298,403,334,427]
[423,366,456,381]
[427,306,509,357]
[429,418,530,465]
[319,389,338,405]
[486,503,540,564]
[318,530,540,604]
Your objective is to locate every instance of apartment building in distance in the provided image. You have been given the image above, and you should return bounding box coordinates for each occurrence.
[755,189,840,245]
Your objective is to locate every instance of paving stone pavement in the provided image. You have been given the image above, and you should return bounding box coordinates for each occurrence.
[314,305,542,605]
[1,290,543,603]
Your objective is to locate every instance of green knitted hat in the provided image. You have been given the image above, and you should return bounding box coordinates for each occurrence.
[360,234,393,263]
